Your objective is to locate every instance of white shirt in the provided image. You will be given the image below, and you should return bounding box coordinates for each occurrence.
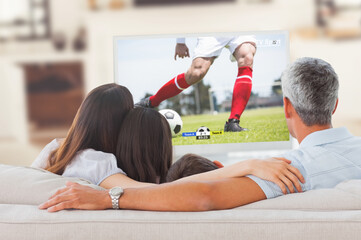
[31,139,126,185]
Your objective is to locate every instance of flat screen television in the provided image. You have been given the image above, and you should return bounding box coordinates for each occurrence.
[114,31,293,161]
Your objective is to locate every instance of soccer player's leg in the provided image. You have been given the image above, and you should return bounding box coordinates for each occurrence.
[185,57,214,85]
[225,42,256,132]
[138,57,214,108]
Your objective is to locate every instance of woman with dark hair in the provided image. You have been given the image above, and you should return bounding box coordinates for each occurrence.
[100,107,172,189]
[31,83,135,186]
[117,107,172,184]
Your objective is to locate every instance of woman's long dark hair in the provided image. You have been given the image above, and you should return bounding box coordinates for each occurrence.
[116,107,172,184]
[46,83,133,174]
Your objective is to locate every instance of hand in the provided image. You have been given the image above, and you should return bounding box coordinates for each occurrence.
[174,43,190,60]
[38,182,111,212]
[249,158,305,194]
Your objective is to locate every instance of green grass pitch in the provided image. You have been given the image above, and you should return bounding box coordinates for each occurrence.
[172,107,290,145]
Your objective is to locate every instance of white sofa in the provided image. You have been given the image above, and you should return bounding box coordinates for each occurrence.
[1,164,361,240]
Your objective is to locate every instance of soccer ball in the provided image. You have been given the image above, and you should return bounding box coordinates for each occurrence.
[159,109,183,137]
[196,126,210,135]
[196,126,211,139]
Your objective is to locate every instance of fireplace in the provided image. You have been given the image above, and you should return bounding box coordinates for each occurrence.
[24,62,84,143]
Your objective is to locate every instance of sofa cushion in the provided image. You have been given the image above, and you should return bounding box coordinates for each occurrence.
[0,164,103,205]
[1,204,361,240]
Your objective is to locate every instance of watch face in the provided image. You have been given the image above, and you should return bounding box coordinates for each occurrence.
[110,187,123,196]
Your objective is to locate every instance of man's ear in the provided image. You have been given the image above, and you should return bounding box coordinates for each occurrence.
[283,97,292,119]
[332,99,338,115]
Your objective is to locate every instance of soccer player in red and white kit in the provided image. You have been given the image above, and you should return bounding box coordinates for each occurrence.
[136,36,257,132]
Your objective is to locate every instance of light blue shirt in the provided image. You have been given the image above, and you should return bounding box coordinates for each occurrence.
[248,127,361,199]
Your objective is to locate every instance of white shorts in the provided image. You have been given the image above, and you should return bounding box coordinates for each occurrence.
[193,36,256,62]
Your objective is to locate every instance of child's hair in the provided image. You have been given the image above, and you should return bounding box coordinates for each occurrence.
[166,153,220,182]
[116,107,173,184]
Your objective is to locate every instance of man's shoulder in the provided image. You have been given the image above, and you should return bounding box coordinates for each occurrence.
[282,148,307,166]
[284,130,361,190]
[293,128,361,163]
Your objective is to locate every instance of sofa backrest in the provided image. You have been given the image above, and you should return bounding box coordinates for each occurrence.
[0,164,103,205]
[1,163,361,210]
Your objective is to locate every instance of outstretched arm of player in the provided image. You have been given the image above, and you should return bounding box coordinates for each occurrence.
[40,177,266,212]
[174,38,189,60]
[176,158,305,194]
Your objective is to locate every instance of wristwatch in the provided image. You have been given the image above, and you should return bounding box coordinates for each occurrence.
[109,186,124,209]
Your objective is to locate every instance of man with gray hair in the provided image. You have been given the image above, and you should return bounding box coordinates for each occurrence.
[282,57,339,127]
[40,57,361,212]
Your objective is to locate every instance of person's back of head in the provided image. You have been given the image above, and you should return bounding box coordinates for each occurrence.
[281,57,339,126]
[166,154,222,182]
[116,107,172,184]
[46,83,134,174]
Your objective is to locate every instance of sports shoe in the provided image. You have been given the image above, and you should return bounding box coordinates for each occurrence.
[135,97,153,108]
[224,119,248,132]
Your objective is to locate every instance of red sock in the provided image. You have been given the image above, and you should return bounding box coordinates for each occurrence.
[229,67,253,120]
[150,73,190,107]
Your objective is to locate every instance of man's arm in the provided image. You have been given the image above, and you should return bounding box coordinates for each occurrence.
[40,177,266,212]
[175,158,304,194]
[118,177,265,211]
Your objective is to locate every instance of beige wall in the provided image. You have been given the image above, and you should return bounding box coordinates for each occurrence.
[50,0,85,39]
[0,61,27,142]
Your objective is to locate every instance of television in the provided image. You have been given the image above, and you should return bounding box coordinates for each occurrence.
[114,31,293,163]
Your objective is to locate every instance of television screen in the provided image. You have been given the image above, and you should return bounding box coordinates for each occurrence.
[114,31,292,158]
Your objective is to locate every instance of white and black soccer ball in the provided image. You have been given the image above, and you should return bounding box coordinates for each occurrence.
[159,109,183,137]
[196,126,211,136]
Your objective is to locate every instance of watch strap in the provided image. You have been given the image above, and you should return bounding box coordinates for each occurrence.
[111,195,120,209]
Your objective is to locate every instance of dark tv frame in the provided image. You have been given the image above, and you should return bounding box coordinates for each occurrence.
[135,0,235,6]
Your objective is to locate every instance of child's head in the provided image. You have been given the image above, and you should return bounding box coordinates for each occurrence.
[166,154,223,182]
[116,107,173,184]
